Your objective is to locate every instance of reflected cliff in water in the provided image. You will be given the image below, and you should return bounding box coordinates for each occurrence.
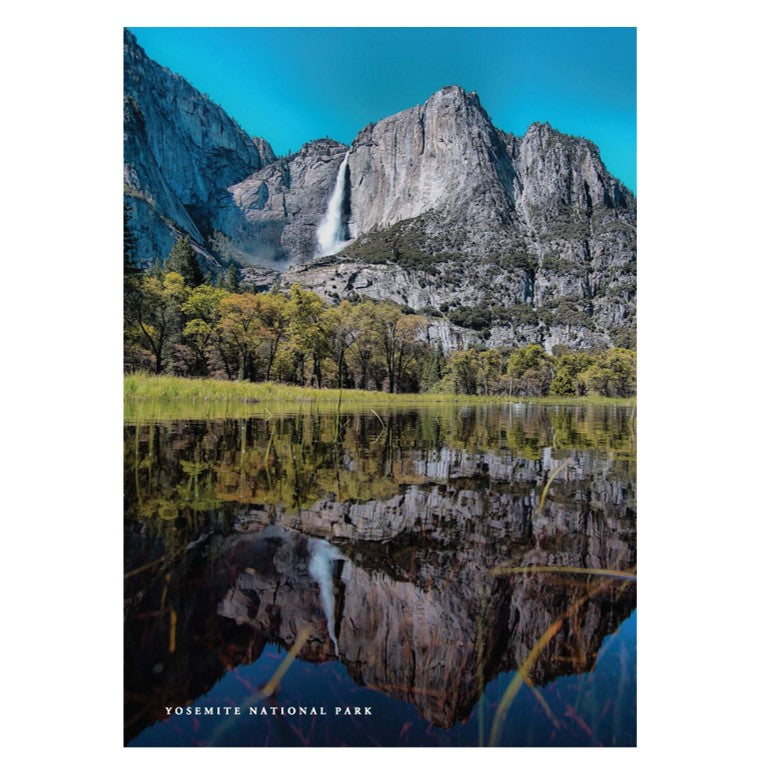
[124,404,636,746]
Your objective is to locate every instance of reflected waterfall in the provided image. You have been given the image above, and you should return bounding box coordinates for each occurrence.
[307,538,343,654]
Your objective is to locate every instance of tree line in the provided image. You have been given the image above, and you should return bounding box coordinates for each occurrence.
[124,222,636,397]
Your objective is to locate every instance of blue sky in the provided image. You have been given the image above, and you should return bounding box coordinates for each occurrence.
[129,27,636,192]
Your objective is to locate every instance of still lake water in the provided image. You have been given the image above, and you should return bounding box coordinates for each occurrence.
[124,403,636,747]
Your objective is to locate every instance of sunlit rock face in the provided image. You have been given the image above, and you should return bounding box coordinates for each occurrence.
[345,86,517,237]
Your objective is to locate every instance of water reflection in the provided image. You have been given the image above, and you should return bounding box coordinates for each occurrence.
[124,405,636,746]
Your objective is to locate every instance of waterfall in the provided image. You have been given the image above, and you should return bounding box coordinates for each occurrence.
[316,152,350,256]
[307,538,342,654]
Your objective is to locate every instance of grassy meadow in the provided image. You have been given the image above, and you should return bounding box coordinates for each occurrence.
[124,372,636,422]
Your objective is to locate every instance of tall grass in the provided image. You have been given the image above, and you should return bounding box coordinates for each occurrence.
[124,373,634,414]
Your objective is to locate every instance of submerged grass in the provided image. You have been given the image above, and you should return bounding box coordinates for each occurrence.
[484,463,638,746]
[487,577,618,746]
[534,460,570,516]
[208,628,311,746]
[124,373,635,422]
[491,565,637,581]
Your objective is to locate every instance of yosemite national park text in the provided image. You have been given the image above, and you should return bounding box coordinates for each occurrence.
[164,706,373,717]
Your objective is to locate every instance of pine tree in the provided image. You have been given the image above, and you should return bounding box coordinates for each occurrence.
[223,262,240,293]
[166,234,204,287]
[123,203,142,278]
[148,257,163,279]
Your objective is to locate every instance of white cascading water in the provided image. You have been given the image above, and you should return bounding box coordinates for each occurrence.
[316,152,350,256]
[307,538,342,654]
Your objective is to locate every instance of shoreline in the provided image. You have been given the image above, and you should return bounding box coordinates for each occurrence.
[124,373,636,422]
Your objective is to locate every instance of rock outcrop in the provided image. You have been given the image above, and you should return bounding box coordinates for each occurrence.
[123,30,274,268]
[345,87,517,238]
[242,87,635,349]
[208,139,348,265]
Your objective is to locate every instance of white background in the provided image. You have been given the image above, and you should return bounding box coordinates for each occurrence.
[1,0,764,764]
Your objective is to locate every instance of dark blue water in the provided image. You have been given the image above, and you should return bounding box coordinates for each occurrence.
[132,611,635,747]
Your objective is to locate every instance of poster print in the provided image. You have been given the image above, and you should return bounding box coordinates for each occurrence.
[123,27,637,747]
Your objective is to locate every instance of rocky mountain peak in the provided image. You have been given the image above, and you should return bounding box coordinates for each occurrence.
[298,137,347,157]
[251,136,276,165]
[342,83,513,239]
[424,83,479,105]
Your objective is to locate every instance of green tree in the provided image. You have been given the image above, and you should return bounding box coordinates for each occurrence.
[124,203,145,370]
[365,302,428,392]
[223,263,240,293]
[550,351,593,396]
[285,285,329,387]
[127,272,188,373]
[584,348,637,397]
[258,293,290,381]
[217,293,269,381]
[477,348,503,395]
[166,235,204,288]
[506,344,555,396]
[123,203,142,281]
[343,301,382,389]
[445,349,480,394]
[324,301,359,388]
[181,284,229,376]
[417,345,445,392]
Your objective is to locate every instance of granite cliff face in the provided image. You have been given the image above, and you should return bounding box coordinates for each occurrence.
[345,87,517,238]
[124,33,636,349]
[275,88,636,350]
[123,30,273,268]
[208,139,348,264]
